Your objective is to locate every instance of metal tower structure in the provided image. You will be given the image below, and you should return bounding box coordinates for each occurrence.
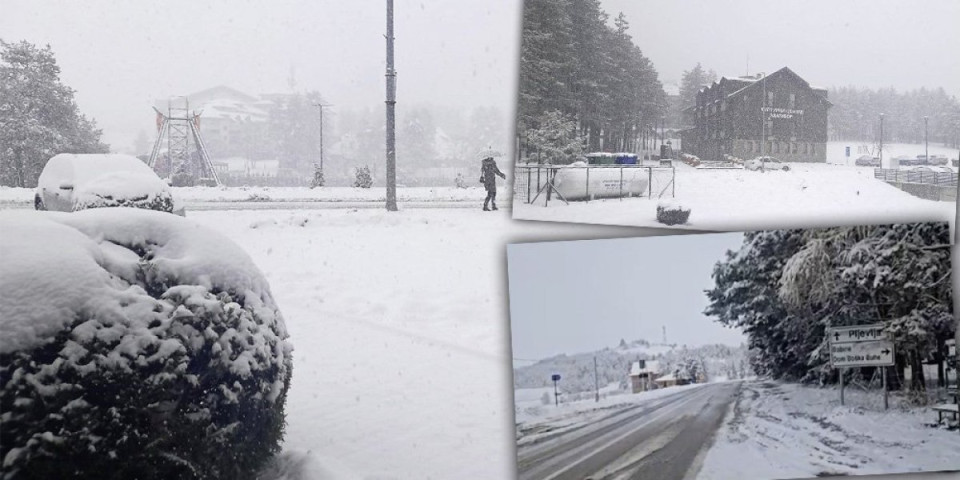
[148,96,221,186]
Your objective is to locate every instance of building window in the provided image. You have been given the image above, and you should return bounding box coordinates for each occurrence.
[767,91,774,106]
[789,93,796,109]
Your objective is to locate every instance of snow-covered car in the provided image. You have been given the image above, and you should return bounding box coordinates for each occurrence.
[854,155,880,167]
[34,153,185,215]
[744,156,790,172]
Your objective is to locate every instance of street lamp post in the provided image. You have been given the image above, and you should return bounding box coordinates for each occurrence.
[385,0,398,211]
[313,103,332,171]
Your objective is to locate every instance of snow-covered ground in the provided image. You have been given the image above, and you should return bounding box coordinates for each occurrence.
[0,185,490,207]
[826,142,960,167]
[513,160,956,231]
[698,381,960,480]
[175,207,641,479]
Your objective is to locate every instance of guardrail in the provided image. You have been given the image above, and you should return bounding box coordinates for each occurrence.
[513,164,676,206]
[873,168,957,188]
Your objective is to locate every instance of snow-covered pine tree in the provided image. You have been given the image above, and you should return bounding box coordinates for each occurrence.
[311,163,325,188]
[353,165,373,188]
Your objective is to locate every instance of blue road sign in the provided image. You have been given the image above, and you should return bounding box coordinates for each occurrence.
[551,374,561,382]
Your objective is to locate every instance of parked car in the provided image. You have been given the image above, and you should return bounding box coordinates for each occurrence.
[893,155,918,167]
[744,156,790,172]
[35,154,185,215]
[854,155,880,167]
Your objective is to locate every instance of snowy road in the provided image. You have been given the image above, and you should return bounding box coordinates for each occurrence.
[516,382,741,480]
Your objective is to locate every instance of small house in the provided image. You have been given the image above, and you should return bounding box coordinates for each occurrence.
[628,360,660,393]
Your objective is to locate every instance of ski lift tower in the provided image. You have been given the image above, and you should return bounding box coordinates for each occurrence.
[148,96,221,186]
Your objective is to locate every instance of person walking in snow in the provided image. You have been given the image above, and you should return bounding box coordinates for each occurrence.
[480,156,506,211]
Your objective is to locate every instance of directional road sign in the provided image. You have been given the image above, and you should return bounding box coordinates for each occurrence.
[551,374,561,382]
[828,324,886,344]
[830,340,895,367]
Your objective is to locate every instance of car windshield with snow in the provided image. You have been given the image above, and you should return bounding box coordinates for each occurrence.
[35,154,184,215]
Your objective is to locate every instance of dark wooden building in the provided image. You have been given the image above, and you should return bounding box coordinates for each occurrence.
[680,67,831,162]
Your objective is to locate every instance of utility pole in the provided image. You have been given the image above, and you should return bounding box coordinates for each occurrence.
[594,356,599,403]
[924,116,929,165]
[313,103,332,171]
[384,0,398,211]
[879,113,884,168]
[760,72,766,157]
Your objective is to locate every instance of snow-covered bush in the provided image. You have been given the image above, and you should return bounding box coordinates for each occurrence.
[0,209,293,479]
[656,201,691,226]
[353,166,373,189]
[311,164,325,189]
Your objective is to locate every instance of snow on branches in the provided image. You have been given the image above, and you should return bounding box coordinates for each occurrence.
[706,223,952,388]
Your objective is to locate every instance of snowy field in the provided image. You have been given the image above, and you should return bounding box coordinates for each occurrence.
[177,207,647,479]
[0,185,490,208]
[513,142,959,231]
[698,381,960,480]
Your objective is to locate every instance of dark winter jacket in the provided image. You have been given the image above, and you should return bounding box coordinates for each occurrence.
[480,158,506,191]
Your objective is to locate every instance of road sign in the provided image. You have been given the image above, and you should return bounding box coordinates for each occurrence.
[551,374,561,382]
[830,340,895,367]
[828,324,887,344]
[845,146,850,157]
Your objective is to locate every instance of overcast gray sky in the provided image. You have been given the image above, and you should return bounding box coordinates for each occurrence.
[1,0,521,151]
[507,233,747,362]
[603,0,960,95]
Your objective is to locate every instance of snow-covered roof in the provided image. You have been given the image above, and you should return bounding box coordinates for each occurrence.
[629,360,660,376]
[655,373,677,383]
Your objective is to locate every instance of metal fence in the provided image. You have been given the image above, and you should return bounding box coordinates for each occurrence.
[873,168,957,188]
[513,164,676,206]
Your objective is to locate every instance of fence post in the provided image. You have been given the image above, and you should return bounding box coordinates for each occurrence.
[526,167,531,204]
[619,166,623,201]
[536,167,542,204]
[585,166,590,202]
[648,167,653,198]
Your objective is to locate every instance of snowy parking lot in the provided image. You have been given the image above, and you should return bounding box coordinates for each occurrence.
[513,143,959,231]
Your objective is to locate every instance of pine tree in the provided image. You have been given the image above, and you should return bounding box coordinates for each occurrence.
[525,110,584,164]
[310,163,325,188]
[353,165,373,188]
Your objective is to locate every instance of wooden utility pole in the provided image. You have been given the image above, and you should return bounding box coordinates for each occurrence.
[879,113,884,168]
[385,0,398,211]
[594,356,600,402]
